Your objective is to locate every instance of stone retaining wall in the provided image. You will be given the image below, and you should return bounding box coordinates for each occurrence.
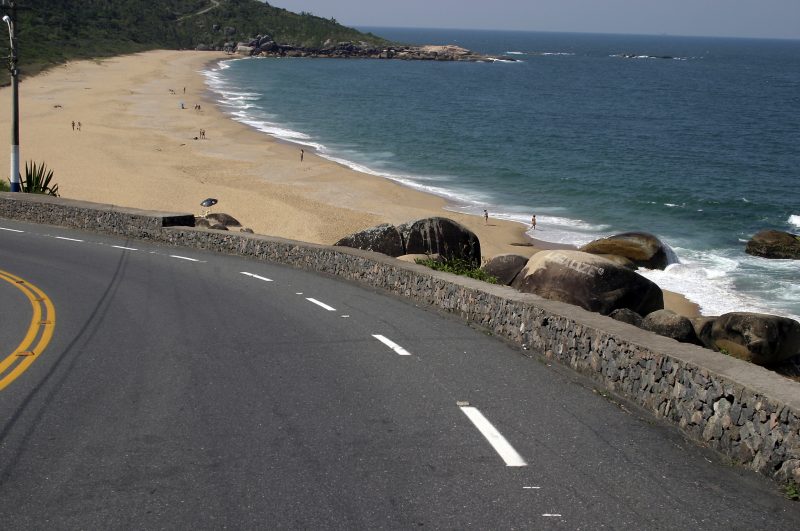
[2,194,798,485]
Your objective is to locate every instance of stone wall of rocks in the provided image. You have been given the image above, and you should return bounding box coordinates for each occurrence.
[0,193,194,235]
[1,194,798,485]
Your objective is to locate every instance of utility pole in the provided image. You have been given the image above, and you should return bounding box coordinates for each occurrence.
[2,0,19,191]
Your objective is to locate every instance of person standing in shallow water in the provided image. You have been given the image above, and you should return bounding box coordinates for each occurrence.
[484,209,488,225]
[531,214,536,230]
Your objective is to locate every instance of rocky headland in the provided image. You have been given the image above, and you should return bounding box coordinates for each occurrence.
[217,35,518,62]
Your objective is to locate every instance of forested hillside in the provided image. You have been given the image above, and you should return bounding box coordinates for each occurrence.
[0,0,387,79]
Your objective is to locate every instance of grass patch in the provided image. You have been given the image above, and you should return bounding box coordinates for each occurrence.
[785,481,800,501]
[415,257,498,284]
[0,179,8,192]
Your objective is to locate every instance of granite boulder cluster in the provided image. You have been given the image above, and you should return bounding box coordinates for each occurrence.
[337,221,800,372]
[334,217,481,265]
[485,232,675,317]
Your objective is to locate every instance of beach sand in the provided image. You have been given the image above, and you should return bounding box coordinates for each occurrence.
[0,50,700,317]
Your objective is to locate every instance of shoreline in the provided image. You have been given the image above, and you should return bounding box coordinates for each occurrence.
[0,50,700,317]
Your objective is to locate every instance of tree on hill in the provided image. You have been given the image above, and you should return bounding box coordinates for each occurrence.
[0,0,389,81]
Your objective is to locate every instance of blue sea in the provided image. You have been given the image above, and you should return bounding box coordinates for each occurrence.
[203,28,800,320]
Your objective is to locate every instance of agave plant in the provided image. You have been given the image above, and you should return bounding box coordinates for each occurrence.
[20,161,59,196]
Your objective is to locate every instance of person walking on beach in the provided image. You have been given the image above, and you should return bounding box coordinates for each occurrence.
[531,214,537,230]
[71,120,75,131]
[77,121,81,131]
[484,209,489,225]
[300,149,304,163]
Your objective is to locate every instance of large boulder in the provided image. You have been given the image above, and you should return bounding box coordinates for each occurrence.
[481,254,528,285]
[745,230,800,259]
[334,224,404,257]
[609,308,644,328]
[642,309,701,345]
[691,316,717,348]
[398,217,481,265]
[206,212,241,227]
[511,250,664,315]
[579,232,676,270]
[709,312,800,365]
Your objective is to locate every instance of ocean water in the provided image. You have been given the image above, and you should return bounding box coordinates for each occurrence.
[203,28,800,320]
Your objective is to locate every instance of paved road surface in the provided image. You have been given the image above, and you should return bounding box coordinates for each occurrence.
[1,220,797,529]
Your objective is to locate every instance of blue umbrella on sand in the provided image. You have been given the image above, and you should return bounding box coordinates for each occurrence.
[201,197,218,217]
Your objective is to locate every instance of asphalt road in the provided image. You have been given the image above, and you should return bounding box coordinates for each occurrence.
[1,219,798,529]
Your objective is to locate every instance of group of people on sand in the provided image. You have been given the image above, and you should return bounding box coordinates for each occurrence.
[483,209,537,230]
[71,120,82,131]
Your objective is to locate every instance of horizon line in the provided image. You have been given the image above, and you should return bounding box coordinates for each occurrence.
[352,25,800,43]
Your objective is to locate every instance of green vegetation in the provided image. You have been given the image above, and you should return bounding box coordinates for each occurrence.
[785,480,800,501]
[0,178,8,192]
[20,160,58,196]
[415,257,498,284]
[0,1,390,82]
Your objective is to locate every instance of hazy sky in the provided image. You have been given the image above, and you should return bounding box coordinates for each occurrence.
[270,1,800,40]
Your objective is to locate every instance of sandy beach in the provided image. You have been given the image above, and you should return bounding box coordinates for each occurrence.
[0,50,699,316]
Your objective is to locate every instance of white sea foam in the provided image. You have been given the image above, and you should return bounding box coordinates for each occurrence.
[789,214,800,228]
[639,248,800,321]
[506,51,526,55]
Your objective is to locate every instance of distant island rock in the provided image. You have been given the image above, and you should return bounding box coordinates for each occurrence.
[223,35,518,63]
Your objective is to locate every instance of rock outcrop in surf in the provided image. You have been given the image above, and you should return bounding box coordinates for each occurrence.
[745,229,800,260]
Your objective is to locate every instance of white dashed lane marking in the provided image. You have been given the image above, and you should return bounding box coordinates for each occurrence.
[169,255,204,263]
[55,236,84,242]
[112,245,138,251]
[372,335,412,356]
[306,298,336,311]
[0,227,24,233]
[241,271,273,282]
[460,406,527,467]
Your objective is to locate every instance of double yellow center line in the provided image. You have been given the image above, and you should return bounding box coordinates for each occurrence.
[0,270,56,391]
